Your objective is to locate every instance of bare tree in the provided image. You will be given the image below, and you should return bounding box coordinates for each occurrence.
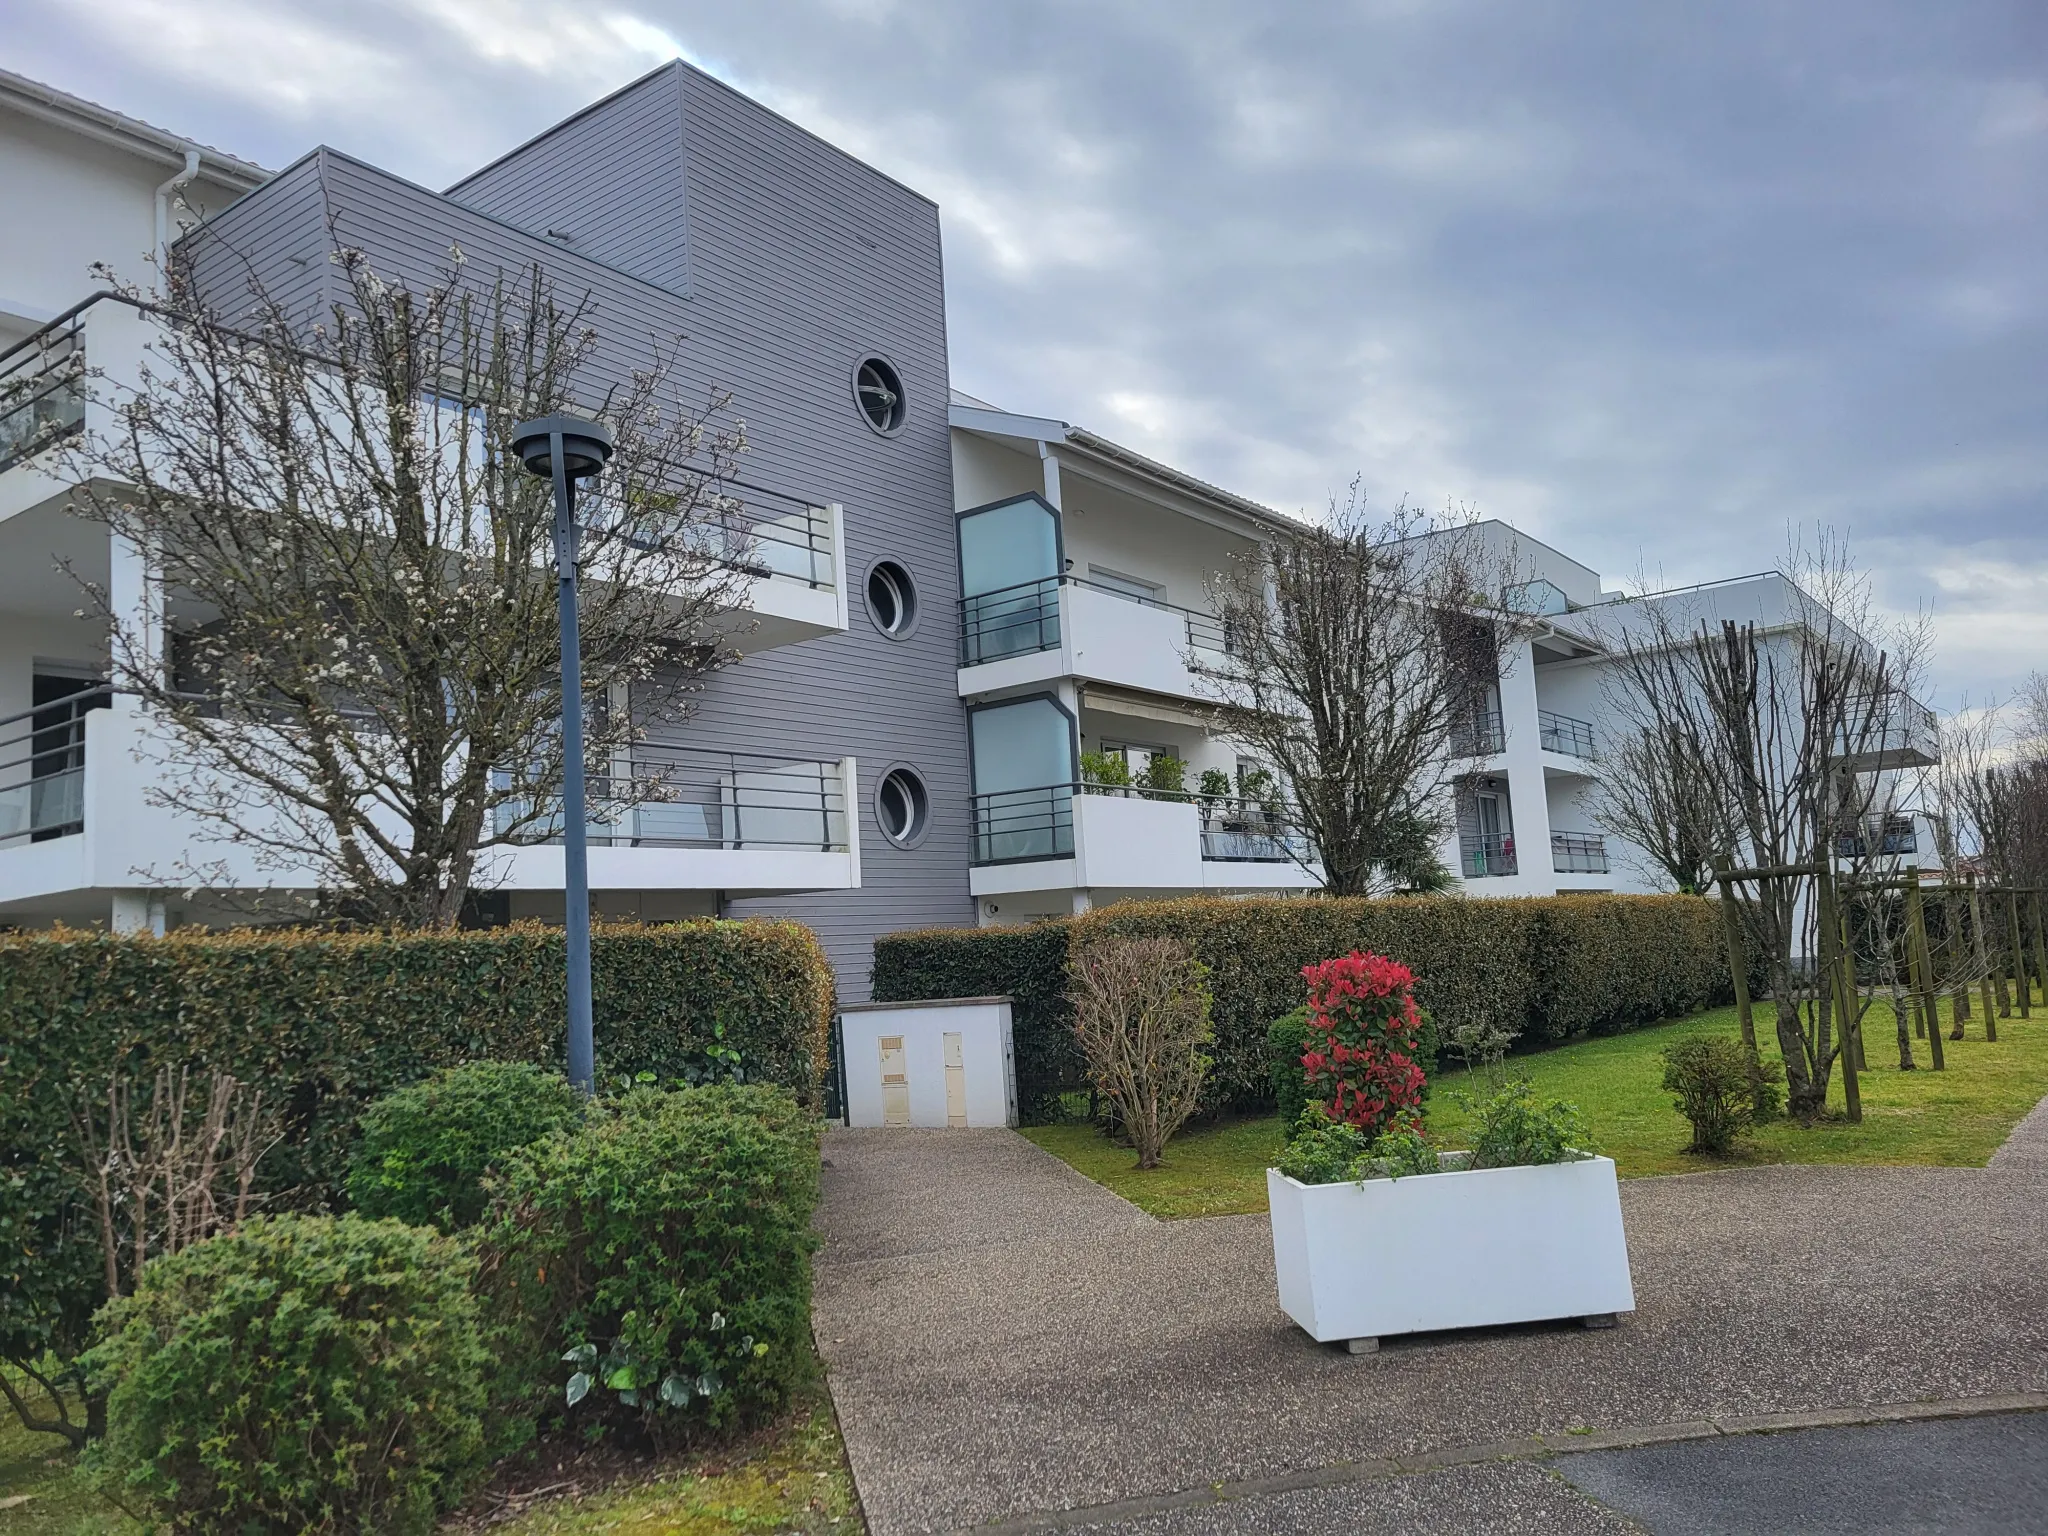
[3,1067,280,1448]
[1593,722,1732,895]
[1594,538,1932,1119]
[1204,489,1524,896]
[62,245,752,926]
[1068,937,1215,1170]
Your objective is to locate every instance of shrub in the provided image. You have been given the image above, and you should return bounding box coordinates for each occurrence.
[82,1214,489,1535]
[347,1061,585,1231]
[1300,951,1426,1138]
[873,893,1731,1120]
[1275,1105,1373,1184]
[1661,1036,1783,1154]
[478,1084,820,1444]
[1465,1080,1594,1169]
[1068,937,1214,1168]
[1266,1007,1315,1129]
[0,919,833,1425]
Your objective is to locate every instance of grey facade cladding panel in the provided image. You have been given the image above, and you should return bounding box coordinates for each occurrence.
[446,67,693,297]
[178,65,973,998]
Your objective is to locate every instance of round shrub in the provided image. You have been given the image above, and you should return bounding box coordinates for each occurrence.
[1266,1007,1314,1130]
[347,1059,585,1231]
[81,1213,490,1535]
[479,1083,820,1444]
[1660,1035,1783,1154]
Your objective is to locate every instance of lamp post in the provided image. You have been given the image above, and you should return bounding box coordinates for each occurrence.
[511,414,615,1094]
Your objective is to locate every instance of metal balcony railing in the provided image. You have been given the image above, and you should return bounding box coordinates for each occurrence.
[1834,814,1918,859]
[698,479,837,591]
[0,683,114,848]
[1450,706,1505,757]
[495,747,849,851]
[0,303,89,474]
[1538,709,1596,758]
[958,574,1231,669]
[1551,832,1610,874]
[968,779,1314,868]
[1458,832,1517,878]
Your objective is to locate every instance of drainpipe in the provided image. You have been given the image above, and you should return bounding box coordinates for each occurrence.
[154,148,202,286]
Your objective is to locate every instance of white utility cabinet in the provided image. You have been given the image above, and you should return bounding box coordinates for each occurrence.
[1267,1154,1636,1350]
[838,997,1017,1129]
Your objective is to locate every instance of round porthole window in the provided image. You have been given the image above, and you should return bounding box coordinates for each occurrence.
[853,355,906,436]
[876,766,930,848]
[865,559,918,638]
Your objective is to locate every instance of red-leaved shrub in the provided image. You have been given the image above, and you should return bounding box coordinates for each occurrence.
[1298,951,1426,1136]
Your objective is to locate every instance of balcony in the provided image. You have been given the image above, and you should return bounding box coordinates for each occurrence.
[0,309,86,478]
[1834,814,1918,859]
[490,747,860,894]
[0,295,845,651]
[1538,709,1596,759]
[1450,706,1504,757]
[1551,832,1610,874]
[1458,832,1517,878]
[967,780,1318,896]
[1834,693,1939,772]
[957,576,1230,699]
[0,700,859,916]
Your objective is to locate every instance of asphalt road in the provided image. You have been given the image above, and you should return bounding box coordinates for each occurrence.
[1555,1411,2048,1536]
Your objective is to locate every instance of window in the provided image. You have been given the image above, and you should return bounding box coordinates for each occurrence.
[852,355,906,435]
[1086,566,1161,605]
[876,766,930,847]
[865,560,919,638]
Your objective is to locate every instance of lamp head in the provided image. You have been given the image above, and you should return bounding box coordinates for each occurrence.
[510,414,615,480]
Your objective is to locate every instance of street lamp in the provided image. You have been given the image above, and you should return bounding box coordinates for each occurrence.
[511,413,615,1094]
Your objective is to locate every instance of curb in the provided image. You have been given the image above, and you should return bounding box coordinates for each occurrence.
[951,1391,2048,1534]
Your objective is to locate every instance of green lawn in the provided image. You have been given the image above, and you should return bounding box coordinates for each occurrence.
[1023,990,2048,1219]
[0,1376,860,1536]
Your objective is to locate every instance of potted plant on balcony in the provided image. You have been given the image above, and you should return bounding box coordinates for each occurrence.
[1266,955,1635,1352]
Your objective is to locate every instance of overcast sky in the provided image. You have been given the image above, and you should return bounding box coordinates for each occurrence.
[12,0,2044,707]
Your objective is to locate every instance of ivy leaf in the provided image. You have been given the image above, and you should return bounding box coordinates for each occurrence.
[695,1369,722,1397]
[605,1364,639,1391]
[659,1374,691,1407]
[709,1311,726,1331]
[562,1344,597,1369]
[618,1387,640,1407]
[565,1371,591,1406]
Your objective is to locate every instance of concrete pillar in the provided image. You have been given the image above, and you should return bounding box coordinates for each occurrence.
[1071,889,1093,915]
[1495,639,1555,894]
[110,890,165,936]
[106,533,162,695]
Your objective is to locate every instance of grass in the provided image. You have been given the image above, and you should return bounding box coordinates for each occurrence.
[1022,989,2048,1218]
[471,1389,860,1535]
[0,1375,861,1536]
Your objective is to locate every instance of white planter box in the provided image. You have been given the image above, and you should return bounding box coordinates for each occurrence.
[1266,1156,1635,1347]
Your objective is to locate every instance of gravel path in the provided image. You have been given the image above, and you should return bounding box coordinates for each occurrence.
[814,1122,2048,1536]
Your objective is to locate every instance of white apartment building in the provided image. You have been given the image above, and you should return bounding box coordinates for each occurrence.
[0,66,1937,963]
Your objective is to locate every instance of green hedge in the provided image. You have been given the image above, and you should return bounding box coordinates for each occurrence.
[0,920,833,1390]
[872,894,1732,1119]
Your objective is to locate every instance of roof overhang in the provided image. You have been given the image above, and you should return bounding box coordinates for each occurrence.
[0,68,269,192]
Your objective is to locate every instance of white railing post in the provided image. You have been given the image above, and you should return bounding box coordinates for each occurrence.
[838,755,861,888]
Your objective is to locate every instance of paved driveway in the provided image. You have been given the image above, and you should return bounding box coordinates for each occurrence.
[812,1127,2048,1536]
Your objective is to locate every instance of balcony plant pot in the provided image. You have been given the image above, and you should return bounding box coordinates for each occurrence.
[1266,1154,1635,1350]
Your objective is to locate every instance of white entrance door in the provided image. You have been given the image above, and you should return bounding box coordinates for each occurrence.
[942,1031,968,1128]
[878,1036,909,1127]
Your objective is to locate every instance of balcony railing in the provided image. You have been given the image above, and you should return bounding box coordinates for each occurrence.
[1833,692,1939,769]
[701,479,837,591]
[1834,814,1917,859]
[0,683,115,848]
[958,575,1230,669]
[969,779,1313,867]
[1551,832,1610,874]
[1450,706,1504,757]
[0,305,88,475]
[495,747,849,851]
[1539,709,1596,759]
[1458,832,1517,878]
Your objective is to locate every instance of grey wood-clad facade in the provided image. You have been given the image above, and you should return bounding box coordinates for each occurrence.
[181,63,975,996]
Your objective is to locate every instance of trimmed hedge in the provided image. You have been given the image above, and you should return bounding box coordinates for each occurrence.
[0,920,833,1391]
[872,894,1733,1119]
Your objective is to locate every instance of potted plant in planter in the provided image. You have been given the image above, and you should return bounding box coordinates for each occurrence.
[1266,956,1635,1353]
